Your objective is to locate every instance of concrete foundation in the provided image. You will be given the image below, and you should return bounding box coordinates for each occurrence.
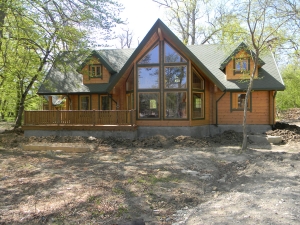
[24,125,271,139]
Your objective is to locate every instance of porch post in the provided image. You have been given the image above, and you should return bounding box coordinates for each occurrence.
[57,109,60,126]
[24,111,27,125]
[130,109,134,126]
[93,109,95,126]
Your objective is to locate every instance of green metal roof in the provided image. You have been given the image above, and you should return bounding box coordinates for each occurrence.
[38,19,285,95]
[188,44,284,91]
[38,49,135,95]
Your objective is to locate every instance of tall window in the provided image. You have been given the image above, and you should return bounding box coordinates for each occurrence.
[164,66,187,88]
[137,41,188,120]
[137,44,160,119]
[80,95,90,110]
[100,95,110,110]
[138,93,159,118]
[192,69,204,119]
[165,92,187,118]
[138,67,159,89]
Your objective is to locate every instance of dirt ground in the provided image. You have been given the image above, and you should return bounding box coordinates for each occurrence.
[0,109,300,225]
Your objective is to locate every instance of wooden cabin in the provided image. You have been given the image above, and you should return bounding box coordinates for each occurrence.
[23,19,285,138]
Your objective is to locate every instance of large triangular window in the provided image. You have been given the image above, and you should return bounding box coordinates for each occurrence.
[138,45,159,64]
[164,43,187,63]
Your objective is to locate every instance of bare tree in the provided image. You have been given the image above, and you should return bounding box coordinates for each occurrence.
[227,0,297,150]
[117,28,133,49]
[153,0,232,45]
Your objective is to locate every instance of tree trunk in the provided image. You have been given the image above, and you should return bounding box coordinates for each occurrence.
[14,96,25,128]
[0,0,7,49]
[241,60,258,150]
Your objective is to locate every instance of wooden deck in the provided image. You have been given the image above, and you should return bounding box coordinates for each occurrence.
[23,110,137,131]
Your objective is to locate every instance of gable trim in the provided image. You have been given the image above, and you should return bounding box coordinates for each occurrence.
[106,19,227,92]
[220,42,265,70]
[77,50,117,74]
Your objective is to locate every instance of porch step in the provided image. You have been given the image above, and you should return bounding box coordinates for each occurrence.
[22,143,90,153]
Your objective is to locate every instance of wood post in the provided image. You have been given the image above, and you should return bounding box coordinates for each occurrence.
[93,109,95,126]
[131,110,134,126]
[57,109,60,126]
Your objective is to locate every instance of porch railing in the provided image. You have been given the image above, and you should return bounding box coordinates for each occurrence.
[23,110,136,126]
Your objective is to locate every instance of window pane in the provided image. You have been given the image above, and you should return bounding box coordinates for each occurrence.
[138,93,159,118]
[238,94,247,108]
[235,59,248,72]
[138,45,159,64]
[101,96,110,110]
[232,93,250,110]
[138,67,159,89]
[165,66,187,88]
[165,43,187,63]
[96,66,101,77]
[193,92,204,118]
[165,92,187,119]
[192,71,204,89]
[80,96,90,110]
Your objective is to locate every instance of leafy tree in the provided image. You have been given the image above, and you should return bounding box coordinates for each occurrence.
[222,0,297,150]
[0,0,124,128]
[277,64,300,110]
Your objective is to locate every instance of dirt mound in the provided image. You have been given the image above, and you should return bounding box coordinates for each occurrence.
[0,130,248,150]
[266,122,300,143]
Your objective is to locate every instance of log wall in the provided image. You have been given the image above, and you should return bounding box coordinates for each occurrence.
[216,90,271,124]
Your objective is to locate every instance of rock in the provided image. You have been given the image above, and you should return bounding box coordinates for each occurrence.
[181,170,199,176]
[267,135,283,144]
[88,136,97,141]
[248,134,269,145]
[199,174,213,180]
[218,174,227,183]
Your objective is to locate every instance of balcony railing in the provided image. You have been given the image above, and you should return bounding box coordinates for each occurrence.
[23,110,136,126]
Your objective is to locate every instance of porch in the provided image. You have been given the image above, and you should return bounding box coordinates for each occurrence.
[22,110,137,132]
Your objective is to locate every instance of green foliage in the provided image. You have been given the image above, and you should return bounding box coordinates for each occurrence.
[277,64,300,110]
[0,0,124,127]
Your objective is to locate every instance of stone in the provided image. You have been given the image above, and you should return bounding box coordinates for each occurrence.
[267,136,283,144]
[88,136,97,141]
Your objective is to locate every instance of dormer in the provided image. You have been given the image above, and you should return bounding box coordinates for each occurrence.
[220,42,265,80]
[77,50,116,85]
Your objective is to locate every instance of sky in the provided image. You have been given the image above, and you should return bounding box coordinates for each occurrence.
[108,0,166,48]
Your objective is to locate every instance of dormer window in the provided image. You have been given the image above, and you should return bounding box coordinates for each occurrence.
[234,58,249,74]
[89,64,102,78]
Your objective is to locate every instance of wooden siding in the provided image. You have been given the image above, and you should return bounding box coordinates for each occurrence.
[216,90,270,124]
[91,94,99,110]
[269,91,276,124]
[226,50,258,80]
